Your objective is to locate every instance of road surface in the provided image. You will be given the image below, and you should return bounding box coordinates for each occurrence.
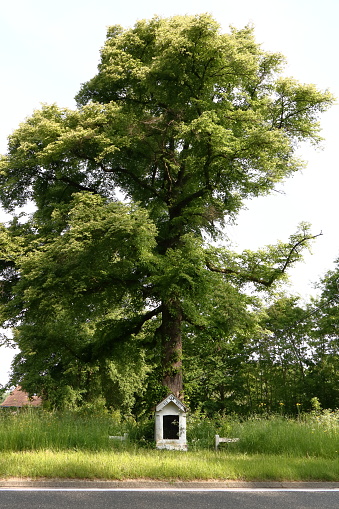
[0,482,338,509]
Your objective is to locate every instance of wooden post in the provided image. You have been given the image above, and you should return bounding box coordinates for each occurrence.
[215,435,240,450]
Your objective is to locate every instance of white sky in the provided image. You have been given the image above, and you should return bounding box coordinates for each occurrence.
[0,0,338,386]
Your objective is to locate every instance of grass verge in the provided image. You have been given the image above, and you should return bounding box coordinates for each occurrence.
[0,408,338,481]
[0,450,338,481]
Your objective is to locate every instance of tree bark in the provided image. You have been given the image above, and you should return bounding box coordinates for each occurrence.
[161,300,183,399]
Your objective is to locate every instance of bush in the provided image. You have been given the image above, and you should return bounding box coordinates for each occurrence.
[187,410,233,450]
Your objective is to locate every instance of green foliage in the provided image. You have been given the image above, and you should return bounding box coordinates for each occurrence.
[123,417,155,446]
[188,410,339,457]
[186,409,232,449]
[232,412,339,458]
[0,409,338,462]
[0,14,334,408]
[0,409,121,452]
[0,390,9,404]
[301,259,339,409]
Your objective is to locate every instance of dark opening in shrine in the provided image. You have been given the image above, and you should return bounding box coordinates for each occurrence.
[163,415,179,439]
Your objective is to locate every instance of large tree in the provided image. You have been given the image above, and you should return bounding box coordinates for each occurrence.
[0,14,333,403]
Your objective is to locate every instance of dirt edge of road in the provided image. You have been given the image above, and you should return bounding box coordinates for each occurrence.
[1,479,339,489]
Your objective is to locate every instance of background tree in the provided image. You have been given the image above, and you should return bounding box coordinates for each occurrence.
[303,261,339,409]
[253,296,313,413]
[0,14,333,404]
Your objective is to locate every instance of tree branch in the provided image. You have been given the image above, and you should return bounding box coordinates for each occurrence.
[206,232,323,288]
[278,232,322,275]
[99,163,160,198]
[83,305,163,362]
[36,169,99,195]
[169,187,210,217]
[206,261,274,287]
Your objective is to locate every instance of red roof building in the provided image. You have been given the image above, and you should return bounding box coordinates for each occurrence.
[0,386,42,407]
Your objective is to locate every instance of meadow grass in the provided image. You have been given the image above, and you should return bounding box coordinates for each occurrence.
[0,408,338,481]
[0,410,122,452]
[0,450,338,481]
[228,414,339,458]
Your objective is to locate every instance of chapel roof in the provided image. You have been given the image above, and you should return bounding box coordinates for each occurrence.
[155,393,187,412]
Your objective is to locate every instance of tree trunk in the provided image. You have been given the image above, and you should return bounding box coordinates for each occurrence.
[161,300,183,399]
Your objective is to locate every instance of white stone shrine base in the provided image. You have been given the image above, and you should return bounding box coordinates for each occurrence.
[156,440,188,451]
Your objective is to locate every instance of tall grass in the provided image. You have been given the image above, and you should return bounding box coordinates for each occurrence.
[1,407,338,457]
[0,409,124,452]
[0,407,338,480]
[187,409,339,458]
[228,413,339,458]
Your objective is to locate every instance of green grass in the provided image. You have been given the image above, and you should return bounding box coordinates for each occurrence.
[0,409,338,481]
[0,450,338,481]
[0,410,119,452]
[228,414,339,458]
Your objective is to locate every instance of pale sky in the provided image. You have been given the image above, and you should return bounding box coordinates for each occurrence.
[0,0,338,386]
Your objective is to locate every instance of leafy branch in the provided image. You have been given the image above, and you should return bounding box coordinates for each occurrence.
[206,228,322,288]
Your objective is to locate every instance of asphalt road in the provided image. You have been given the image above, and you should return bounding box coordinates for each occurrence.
[0,489,339,509]
[0,483,339,509]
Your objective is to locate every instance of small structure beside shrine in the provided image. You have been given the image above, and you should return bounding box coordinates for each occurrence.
[155,394,187,451]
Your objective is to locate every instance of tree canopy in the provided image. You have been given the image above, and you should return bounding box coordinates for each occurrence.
[0,14,334,410]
